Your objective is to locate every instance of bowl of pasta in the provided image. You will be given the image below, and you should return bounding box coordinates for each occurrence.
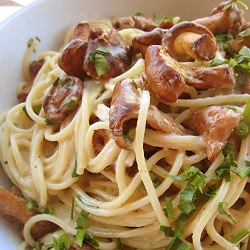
[0,0,250,249]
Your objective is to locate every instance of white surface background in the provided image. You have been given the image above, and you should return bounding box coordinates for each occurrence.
[0,0,35,22]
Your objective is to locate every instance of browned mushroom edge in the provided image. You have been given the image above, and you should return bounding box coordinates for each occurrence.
[83,29,132,80]
[59,22,132,81]
[112,15,157,31]
[132,28,167,57]
[162,21,217,62]
[0,186,58,240]
[181,63,236,89]
[144,45,235,101]
[194,0,244,36]
[43,76,84,124]
[145,45,186,103]
[183,106,241,161]
[93,129,110,155]
[17,59,44,103]
[109,78,187,150]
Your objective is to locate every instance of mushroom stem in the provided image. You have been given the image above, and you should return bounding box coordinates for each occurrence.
[194,12,231,34]
[173,32,216,61]
[163,22,217,62]
[194,0,244,35]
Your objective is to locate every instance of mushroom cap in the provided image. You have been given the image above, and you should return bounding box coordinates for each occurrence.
[162,21,217,62]
[145,45,186,103]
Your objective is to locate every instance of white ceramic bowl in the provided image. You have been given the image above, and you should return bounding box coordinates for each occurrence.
[0,0,249,249]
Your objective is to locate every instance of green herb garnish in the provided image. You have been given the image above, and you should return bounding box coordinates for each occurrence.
[167,166,207,214]
[236,99,250,139]
[35,241,41,250]
[71,197,75,220]
[215,33,233,52]
[211,46,250,83]
[45,118,54,126]
[27,36,41,48]
[43,206,55,215]
[223,0,248,10]
[163,197,174,219]
[215,143,238,182]
[123,128,136,142]
[218,201,236,224]
[52,77,60,87]
[53,234,72,250]
[160,213,190,250]
[87,46,111,77]
[72,159,79,178]
[27,200,38,210]
[223,105,237,111]
[134,12,144,16]
[239,28,250,38]
[230,229,250,244]
[237,160,250,178]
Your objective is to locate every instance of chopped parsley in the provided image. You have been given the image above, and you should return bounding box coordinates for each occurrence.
[134,12,144,16]
[239,28,250,38]
[160,15,181,24]
[237,160,250,178]
[75,211,99,248]
[236,99,250,139]
[76,211,89,247]
[140,171,161,190]
[222,0,248,10]
[123,128,136,143]
[167,166,207,214]
[230,229,250,244]
[43,206,55,215]
[211,46,250,84]
[52,77,60,87]
[214,143,238,182]
[53,234,72,250]
[87,46,111,77]
[27,36,41,48]
[218,201,236,224]
[149,172,161,188]
[72,159,79,178]
[35,241,41,250]
[115,238,121,247]
[223,105,237,111]
[23,105,41,120]
[45,118,54,126]
[63,97,78,109]
[160,213,191,250]
[215,33,233,52]
[71,197,75,220]
[27,200,38,210]
[163,197,174,219]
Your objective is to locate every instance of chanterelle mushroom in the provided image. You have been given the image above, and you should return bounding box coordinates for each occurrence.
[145,45,186,103]
[162,21,217,62]
[182,63,235,89]
[145,45,235,102]
[59,21,131,81]
[193,0,244,36]
[183,106,241,161]
[17,59,44,102]
[43,76,84,124]
[109,78,186,149]
[132,28,167,57]
[83,29,131,80]
[0,186,58,240]
[112,15,157,31]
